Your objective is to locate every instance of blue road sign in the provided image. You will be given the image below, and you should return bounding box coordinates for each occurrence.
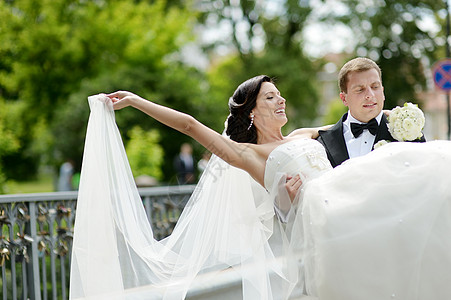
[433,59,451,91]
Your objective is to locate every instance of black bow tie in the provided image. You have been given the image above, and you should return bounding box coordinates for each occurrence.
[351,118,378,138]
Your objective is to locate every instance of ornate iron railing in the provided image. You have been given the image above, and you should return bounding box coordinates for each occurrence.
[0,185,195,300]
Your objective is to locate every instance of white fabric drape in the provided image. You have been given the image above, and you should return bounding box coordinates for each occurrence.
[69,95,296,300]
[295,140,451,300]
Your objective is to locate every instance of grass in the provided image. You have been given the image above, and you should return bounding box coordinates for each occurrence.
[4,174,55,194]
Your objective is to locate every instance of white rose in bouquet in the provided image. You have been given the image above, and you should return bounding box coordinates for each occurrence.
[388,102,425,142]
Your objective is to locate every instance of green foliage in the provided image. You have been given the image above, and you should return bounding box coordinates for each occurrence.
[249,48,320,131]
[200,0,320,135]
[126,126,164,180]
[326,0,442,108]
[322,98,348,125]
[52,88,91,171]
[0,99,21,193]
[0,0,201,182]
[206,56,247,130]
[0,104,20,157]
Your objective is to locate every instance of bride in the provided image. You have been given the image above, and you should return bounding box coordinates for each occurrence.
[70,75,451,300]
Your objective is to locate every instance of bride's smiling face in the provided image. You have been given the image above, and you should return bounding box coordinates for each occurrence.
[251,82,287,131]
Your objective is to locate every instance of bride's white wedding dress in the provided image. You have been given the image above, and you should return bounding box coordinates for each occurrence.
[263,136,451,300]
[70,95,451,300]
[298,140,451,300]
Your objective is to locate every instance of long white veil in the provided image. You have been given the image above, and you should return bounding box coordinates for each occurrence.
[69,95,297,299]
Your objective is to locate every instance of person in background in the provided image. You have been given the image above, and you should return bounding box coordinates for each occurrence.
[57,159,74,191]
[197,151,211,175]
[173,143,196,184]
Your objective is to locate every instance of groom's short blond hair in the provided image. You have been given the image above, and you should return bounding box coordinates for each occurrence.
[338,57,382,93]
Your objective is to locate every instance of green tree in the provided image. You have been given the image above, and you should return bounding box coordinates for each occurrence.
[0,99,21,193]
[198,0,320,133]
[0,0,205,183]
[126,126,164,180]
[322,0,443,108]
[322,98,348,125]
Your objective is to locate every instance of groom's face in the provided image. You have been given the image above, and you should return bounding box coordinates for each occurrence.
[340,68,385,123]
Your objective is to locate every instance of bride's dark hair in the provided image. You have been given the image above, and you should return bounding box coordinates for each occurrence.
[226,75,272,144]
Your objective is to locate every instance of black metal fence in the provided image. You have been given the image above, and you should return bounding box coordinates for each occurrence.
[0,185,195,300]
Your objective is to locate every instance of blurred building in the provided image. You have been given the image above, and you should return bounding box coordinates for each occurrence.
[418,89,450,140]
[418,57,450,141]
[315,53,349,123]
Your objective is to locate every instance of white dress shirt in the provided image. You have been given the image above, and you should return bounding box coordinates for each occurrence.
[343,111,383,158]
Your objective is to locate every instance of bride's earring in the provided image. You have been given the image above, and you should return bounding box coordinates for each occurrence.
[247,114,254,130]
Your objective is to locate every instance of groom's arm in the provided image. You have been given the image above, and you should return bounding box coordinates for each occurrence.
[317,118,349,168]
[413,135,426,142]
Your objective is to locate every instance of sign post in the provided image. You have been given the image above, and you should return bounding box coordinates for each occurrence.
[447,0,451,140]
[432,59,451,140]
[432,0,451,140]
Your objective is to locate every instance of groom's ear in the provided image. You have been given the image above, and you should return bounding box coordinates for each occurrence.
[340,92,347,105]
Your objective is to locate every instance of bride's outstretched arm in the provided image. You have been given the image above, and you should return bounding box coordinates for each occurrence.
[106,91,266,184]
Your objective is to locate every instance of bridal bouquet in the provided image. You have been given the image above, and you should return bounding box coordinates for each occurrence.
[388,102,425,141]
[374,102,425,149]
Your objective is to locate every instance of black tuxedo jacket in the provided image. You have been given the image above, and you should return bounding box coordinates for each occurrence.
[317,113,397,168]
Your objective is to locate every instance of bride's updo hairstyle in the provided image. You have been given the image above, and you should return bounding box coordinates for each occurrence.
[226,75,272,144]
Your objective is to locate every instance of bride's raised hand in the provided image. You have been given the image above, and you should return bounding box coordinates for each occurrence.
[106,91,142,110]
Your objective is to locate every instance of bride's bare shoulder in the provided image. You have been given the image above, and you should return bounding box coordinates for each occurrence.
[287,128,315,138]
[288,125,333,139]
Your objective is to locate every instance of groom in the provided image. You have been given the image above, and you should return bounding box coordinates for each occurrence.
[284,58,395,202]
[318,57,399,167]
